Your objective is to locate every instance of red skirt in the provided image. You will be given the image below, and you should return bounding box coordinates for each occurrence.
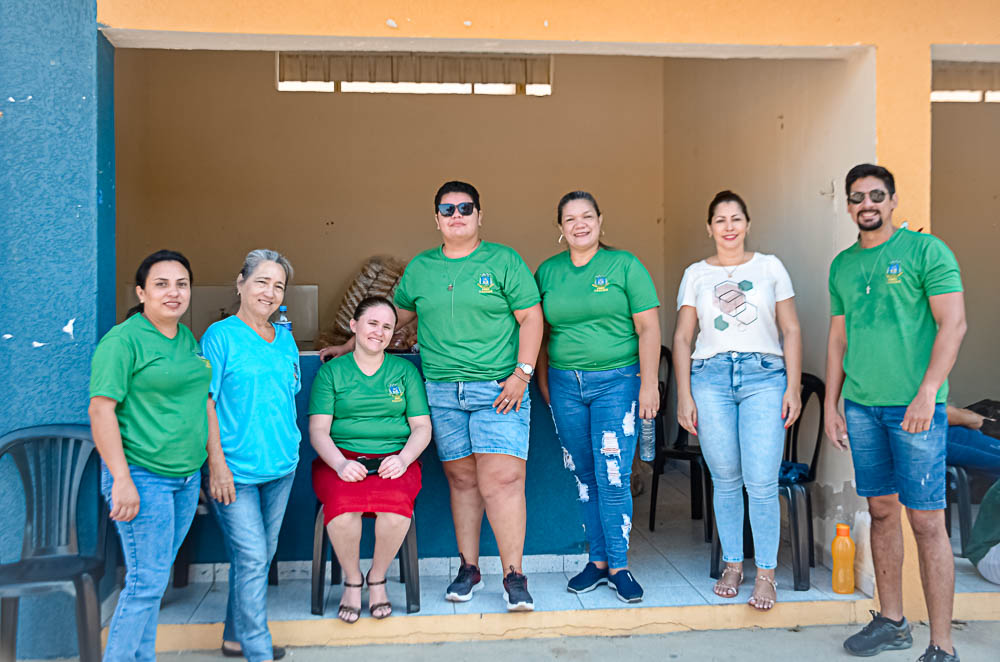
[312,449,422,524]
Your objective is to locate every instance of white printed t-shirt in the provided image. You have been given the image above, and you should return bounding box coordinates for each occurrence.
[677,253,795,359]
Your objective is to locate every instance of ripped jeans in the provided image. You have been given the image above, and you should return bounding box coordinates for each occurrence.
[548,363,640,569]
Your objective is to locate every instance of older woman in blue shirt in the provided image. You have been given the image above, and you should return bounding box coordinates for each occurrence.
[202,249,300,662]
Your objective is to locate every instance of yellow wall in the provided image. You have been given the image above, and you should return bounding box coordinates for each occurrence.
[932,102,1000,407]
[115,51,665,328]
[98,0,1000,234]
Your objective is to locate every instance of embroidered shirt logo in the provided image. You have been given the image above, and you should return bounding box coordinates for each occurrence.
[477,272,495,294]
[388,383,403,403]
[592,275,610,293]
[886,260,903,284]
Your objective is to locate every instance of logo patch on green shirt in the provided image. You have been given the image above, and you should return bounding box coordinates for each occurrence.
[886,260,903,284]
[592,275,609,292]
[388,383,403,402]
[477,272,495,294]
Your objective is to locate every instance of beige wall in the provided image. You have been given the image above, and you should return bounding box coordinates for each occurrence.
[661,54,878,587]
[932,103,1000,407]
[115,51,665,331]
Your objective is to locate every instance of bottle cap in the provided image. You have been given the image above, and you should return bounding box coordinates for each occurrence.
[279,305,287,311]
[836,523,850,536]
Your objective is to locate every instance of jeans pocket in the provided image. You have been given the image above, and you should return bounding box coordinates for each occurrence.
[614,365,640,378]
[690,359,707,374]
[759,355,785,372]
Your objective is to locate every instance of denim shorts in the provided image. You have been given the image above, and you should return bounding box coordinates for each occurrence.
[424,379,531,461]
[844,399,948,510]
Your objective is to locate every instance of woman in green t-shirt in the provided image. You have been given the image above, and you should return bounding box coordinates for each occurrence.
[535,191,662,603]
[89,250,214,662]
[310,297,432,623]
[319,181,544,612]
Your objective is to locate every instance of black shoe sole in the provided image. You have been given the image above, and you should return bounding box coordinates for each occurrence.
[567,578,609,594]
[843,637,913,657]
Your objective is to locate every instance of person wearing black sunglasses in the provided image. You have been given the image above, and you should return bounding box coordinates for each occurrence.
[317,181,544,611]
[825,164,966,662]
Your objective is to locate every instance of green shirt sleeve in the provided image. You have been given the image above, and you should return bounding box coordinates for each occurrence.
[199,326,226,399]
[502,249,541,311]
[921,237,963,297]
[624,254,660,314]
[829,257,845,316]
[89,335,132,402]
[394,262,417,312]
[403,361,430,417]
[308,362,336,415]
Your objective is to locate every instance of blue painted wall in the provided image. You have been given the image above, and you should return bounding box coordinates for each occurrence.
[0,1,114,657]
[184,355,586,563]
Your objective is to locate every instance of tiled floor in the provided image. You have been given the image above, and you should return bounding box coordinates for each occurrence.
[153,461,996,625]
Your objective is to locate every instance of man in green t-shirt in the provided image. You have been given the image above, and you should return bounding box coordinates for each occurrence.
[824,164,966,662]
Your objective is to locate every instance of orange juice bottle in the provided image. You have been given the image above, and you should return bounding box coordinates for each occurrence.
[832,523,856,594]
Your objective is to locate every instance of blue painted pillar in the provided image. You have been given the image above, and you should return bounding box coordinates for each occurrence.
[0,0,114,657]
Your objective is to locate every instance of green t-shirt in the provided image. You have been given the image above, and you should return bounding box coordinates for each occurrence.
[536,249,660,371]
[394,241,541,382]
[829,229,963,406]
[308,353,430,454]
[967,478,1000,567]
[89,314,212,477]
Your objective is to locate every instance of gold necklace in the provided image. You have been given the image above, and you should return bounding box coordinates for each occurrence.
[716,252,748,279]
[859,239,891,295]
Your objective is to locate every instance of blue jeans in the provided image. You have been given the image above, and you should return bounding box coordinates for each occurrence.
[548,364,640,569]
[100,464,200,662]
[691,352,786,569]
[204,470,295,662]
[844,400,948,510]
[947,425,1000,475]
[425,379,531,461]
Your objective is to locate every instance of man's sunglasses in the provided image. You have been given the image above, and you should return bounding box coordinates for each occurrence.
[847,189,888,205]
[437,202,476,217]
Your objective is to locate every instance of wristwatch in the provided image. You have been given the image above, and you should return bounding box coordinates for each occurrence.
[516,362,534,377]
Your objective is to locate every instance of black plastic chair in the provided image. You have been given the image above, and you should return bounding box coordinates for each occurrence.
[709,373,825,591]
[311,505,420,615]
[0,425,107,662]
[648,346,714,542]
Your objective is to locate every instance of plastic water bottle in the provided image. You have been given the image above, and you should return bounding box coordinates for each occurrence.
[639,418,656,462]
[831,523,856,594]
[275,305,293,334]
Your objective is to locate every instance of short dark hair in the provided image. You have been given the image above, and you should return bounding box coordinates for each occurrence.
[707,190,750,224]
[434,181,481,212]
[556,190,601,225]
[845,164,895,197]
[353,296,397,325]
[128,249,193,317]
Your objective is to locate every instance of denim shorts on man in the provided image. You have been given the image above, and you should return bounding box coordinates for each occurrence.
[424,379,531,461]
[844,400,948,510]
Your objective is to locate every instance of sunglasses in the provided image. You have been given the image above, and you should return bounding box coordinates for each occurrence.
[437,202,476,217]
[847,189,888,205]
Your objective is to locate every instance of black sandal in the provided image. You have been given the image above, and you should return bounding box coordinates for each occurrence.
[338,580,363,624]
[366,572,392,619]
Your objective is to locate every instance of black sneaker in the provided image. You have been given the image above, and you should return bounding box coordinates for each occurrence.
[445,554,482,602]
[608,569,644,603]
[843,610,913,657]
[503,567,535,611]
[567,562,609,593]
[918,644,960,662]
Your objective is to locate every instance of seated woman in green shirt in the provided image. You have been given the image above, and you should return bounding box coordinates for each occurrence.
[309,297,432,623]
[88,250,214,662]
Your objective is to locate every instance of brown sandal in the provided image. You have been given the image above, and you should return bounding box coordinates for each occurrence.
[748,574,777,611]
[366,572,392,619]
[713,565,743,598]
[338,581,363,624]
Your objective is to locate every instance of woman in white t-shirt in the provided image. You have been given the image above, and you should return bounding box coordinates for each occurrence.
[673,190,803,611]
